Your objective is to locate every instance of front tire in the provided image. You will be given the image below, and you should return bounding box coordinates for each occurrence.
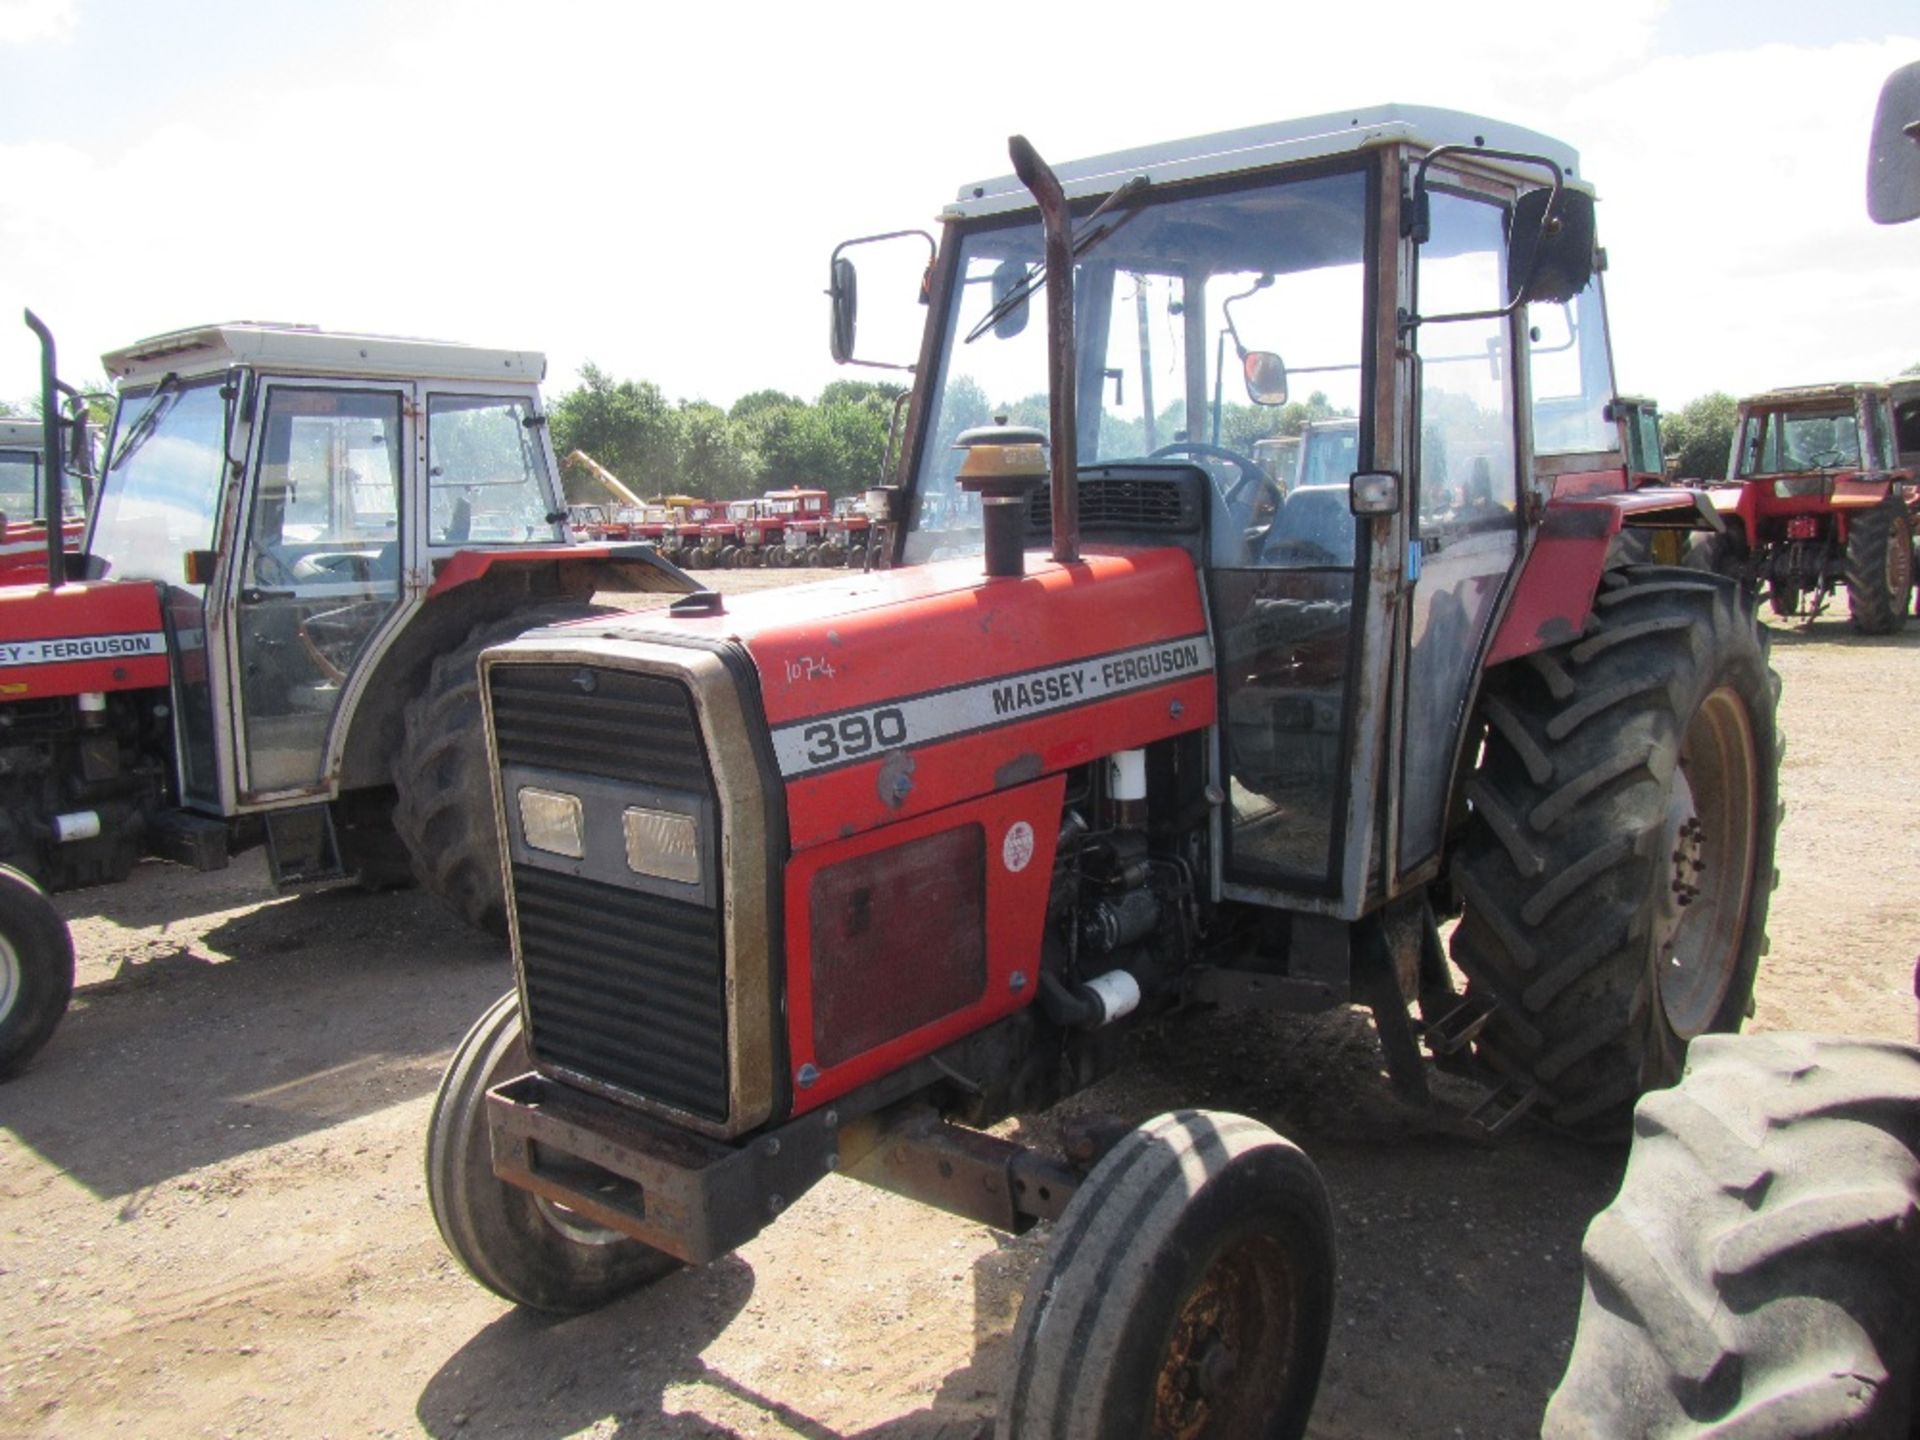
[392,604,615,935]
[1845,500,1914,635]
[1543,1033,1920,1438]
[997,1110,1335,1439]
[0,866,73,1079]
[427,992,678,1313]
[1451,566,1781,1136]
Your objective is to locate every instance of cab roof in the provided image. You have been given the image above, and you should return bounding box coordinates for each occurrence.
[947,104,1586,221]
[1740,382,1891,408]
[102,322,545,387]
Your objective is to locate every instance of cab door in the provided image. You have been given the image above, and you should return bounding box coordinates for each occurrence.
[228,381,410,801]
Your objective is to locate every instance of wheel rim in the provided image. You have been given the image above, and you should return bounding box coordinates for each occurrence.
[1151,1233,1297,1437]
[0,933,18,1019]
[534,1193,629,1248]
[1653,685,1759,1038]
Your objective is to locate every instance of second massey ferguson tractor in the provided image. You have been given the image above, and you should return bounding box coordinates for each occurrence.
[427,107,1777,1434]
[1687,382,1918,630]
[0,317,693,1074]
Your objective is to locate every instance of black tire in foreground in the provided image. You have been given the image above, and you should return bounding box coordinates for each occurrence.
[996,1110,1335,1440]
[392,605,614,936]
[426,991,679,1313]
[0,865,73,1079]
[1844,499,1915,635]
[1451,565,1781,1137]
[1543,1032,1920,1438]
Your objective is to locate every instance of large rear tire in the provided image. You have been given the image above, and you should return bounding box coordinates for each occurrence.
[0,866,73,1079]
[996,1110,1335,1439]
[426,991,679,1313]
[1543,1033,1920,1438]
[392,604,615,936]
[1845,499,1914,635]
[1450,566,1781,1137]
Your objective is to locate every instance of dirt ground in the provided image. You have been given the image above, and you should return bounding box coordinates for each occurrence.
[1,570,1914,1440]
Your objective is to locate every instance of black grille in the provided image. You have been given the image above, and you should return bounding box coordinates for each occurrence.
[491,664,709,790]
[514,865,730,1122]
[1027,468,1203,535]
[491,662,731,1125]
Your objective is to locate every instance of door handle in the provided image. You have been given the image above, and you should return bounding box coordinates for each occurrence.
[240,587,296,603]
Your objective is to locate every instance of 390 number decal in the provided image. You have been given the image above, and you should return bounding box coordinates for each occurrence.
[801,706,908,765]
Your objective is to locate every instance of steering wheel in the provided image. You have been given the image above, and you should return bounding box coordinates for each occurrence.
[250,547,297,589]
[1801,448,1850,469]
[1149,441,1284,542]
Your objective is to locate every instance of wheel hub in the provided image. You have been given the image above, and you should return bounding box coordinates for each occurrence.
[0,934,18,1019]
[1655,771,1706,954]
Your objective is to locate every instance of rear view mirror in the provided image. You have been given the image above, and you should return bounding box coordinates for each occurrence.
[1350,471,1399,516]
[1507,187,1596,306]
[1868,60,1920,225]
[828,257,858,365]
[1242,351,1288,406]
[990,258,1031,339]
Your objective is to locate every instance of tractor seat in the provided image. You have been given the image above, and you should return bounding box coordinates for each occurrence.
[1258,485,1355,569]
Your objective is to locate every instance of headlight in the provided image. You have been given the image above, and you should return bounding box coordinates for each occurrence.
[518,786,585,859]
[623,806,701,884]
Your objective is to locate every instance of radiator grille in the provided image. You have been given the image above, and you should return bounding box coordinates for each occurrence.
[490,662,730,1125]
[491,664,709,790]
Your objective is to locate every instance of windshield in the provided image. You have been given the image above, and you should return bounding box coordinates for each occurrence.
[91,379,228,585]
[1735,406,1862,476]
[427,394,563,545]
[907,167,1369,564]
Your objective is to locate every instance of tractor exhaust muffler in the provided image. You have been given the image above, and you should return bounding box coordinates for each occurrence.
[1008,136,1079,566]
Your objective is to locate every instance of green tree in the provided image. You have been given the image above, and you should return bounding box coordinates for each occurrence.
[548,363,679,493]
[729,388,803,422]
[1663,392,1737,481]
[674,401,755,499]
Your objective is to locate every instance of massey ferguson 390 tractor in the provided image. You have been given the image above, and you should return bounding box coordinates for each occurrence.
[427,107,1778,1435]
[1686,382,1918,630]
[0,315,691,1076]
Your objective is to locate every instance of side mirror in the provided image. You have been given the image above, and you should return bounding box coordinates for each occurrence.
[1868,60,1920,225]
[1242,351,1289,406]
[828,256,858,365]
[1349,471,1399,516]
[990,258,1031,339]
[1507,187,1596,306]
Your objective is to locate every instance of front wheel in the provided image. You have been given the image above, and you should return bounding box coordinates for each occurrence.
[1450,566,1781,1137]
[997,1110,1335,1439]
[0,866,74,1079]
[427,992,679,1313]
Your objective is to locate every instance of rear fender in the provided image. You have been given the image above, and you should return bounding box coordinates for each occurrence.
[334,547,696,791]
[1484,489,1720,668]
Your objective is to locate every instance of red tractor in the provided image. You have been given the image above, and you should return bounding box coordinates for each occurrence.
[1686,382,1917,630]
[826,491,874,566]
[764,486,832,566]
[426,108,1777,1434]
[0,413,91,584]
[0,314,691,1075]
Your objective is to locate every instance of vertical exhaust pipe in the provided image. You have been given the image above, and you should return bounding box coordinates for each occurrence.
[23,310,65,590]
[1008,136,1079,565]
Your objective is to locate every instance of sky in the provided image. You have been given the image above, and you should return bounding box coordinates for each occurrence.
[2,0,1916,416]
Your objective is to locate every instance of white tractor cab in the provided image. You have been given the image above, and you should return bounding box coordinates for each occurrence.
[15,322,691,928]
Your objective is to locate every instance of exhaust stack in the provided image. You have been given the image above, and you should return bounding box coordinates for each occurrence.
[1008,136,1079,566]
[23,310,65,590]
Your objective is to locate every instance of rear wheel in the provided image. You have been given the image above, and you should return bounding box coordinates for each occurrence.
[427,992,678,1313]
[1845,500,1914,634]
[996,1110,1335,1440]
[1543,1033,1920,1438]
[1766,579,1800,618]
[1450,566,1780,1137]
[393,604,616,935]
[0,866,73,1079]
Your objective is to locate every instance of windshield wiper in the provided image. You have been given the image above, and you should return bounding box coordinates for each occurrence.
[108,374,181,472]
[964,175,1151,344]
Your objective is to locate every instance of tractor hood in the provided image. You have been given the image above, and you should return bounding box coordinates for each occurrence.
[534,548,1217,850]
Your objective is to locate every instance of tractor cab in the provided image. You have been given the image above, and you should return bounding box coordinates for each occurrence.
[1728,384,1904,487]
[90,323,577,811]
[838,105,1654,911]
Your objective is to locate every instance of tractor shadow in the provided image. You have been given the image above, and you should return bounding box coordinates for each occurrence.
[1760,614,1920,648]
[4,858,509,1201]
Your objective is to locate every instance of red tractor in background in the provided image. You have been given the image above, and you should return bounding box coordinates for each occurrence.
[765,486,832,566]
[425,106,1777,1435]
[0,412,92,584]
[826,491,874,565]
[0,313,692,1077]
[1685,382,1917,630]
